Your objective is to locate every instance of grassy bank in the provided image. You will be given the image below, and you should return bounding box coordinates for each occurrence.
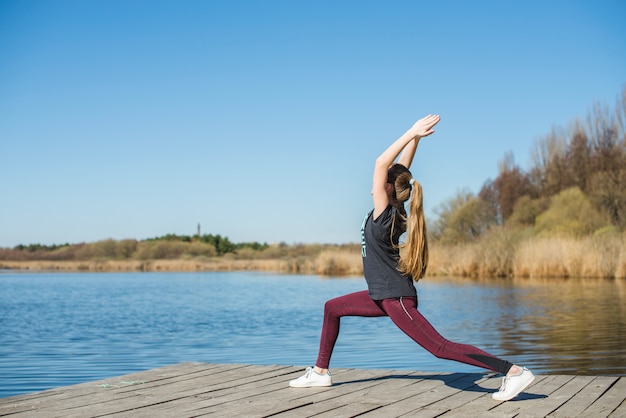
[2,234,625,279]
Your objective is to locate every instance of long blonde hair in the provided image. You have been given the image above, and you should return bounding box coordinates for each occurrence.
[387,164,428,281]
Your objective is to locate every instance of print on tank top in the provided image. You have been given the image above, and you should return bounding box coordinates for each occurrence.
[360,212,370,257]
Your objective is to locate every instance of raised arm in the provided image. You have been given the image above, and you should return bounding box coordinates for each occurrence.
[372,114,440,218]
[397,138,419,170]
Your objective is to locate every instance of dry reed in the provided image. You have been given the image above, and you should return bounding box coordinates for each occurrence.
[0,249,364,277]
[314,250,363,276]
[428,234,626,279]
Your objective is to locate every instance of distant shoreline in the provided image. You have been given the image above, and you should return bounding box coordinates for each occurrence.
[0,255,364,276]
[3,233,626,280]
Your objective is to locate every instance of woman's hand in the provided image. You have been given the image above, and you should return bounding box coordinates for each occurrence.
[407,114,440,139]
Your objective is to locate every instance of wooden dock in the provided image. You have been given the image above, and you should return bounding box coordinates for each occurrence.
[1,362,624,417]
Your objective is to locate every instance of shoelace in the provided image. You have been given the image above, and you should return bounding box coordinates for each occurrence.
[304,368,313,379]
[499,368,527,392]
[498,376,509,392]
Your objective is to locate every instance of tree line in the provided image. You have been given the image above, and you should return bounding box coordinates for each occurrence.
[0,234,270,261]
[432,86,626,244]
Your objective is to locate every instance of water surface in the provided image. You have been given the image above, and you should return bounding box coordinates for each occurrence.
[1,271,624,398]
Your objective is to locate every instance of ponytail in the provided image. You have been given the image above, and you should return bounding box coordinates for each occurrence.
[386,164,428,281]
[398,180,428,281]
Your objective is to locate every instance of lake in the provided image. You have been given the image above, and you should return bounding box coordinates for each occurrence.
[1,271,625,398]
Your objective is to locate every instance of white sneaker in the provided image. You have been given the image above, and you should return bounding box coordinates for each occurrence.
[492,367,535,401]
[289,367,332,387]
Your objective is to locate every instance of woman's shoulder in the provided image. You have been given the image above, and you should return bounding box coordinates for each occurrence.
[372,205,393,223]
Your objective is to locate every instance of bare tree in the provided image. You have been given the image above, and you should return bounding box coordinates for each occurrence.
[566,120,591,193]
[529,127,568,197]
[491,151,532,222]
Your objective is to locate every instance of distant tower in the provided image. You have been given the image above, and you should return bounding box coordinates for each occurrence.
[197,223,201,237]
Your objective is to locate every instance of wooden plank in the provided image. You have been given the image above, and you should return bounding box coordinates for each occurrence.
[579,376,626,417]
[0,363,623,418]
[357,372,495,417]
[268,371,439,417]
[114,365,326,417]
[275,371,446,418]
[516,374,599,417]
[403,373,501,418]
[467,374,570,418]
[608,400,626,418]
[402,372,499,417]
[549,376,617,417]
[47,363,246,417]
[440,374,552,418]
[61,364,293,418]
[146,368,326,416]
[187,368,402,417]
[0,362,214,417]
[1,363,258,418]
[103,365,303,418]
[407,373,501,417]
[207,370,469,418]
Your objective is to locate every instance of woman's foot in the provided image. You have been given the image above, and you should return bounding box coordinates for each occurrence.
[492,366,535,401]
[289,367,332,387]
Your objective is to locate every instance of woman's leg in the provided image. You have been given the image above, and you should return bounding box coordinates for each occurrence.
[381,297,513,374]
[315,290,387,369]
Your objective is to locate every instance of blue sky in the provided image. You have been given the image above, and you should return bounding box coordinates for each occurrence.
[1,0,625,247]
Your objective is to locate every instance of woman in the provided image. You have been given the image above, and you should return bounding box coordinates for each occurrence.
[289,115,535,402]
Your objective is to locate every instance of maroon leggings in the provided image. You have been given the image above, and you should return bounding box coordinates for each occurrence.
[315,290,513,375]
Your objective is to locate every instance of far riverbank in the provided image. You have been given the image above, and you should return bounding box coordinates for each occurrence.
[3,234,626,279]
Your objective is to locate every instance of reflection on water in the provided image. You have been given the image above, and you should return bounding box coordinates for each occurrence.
[0,272,624,398]
[492,277,626,376]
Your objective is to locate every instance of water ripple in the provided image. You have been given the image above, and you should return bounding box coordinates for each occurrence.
[1,272,624,398]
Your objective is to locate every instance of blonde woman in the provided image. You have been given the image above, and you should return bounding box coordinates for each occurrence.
[289,115,535,402]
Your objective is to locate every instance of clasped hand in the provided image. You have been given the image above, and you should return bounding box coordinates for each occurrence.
[408,114,440,139]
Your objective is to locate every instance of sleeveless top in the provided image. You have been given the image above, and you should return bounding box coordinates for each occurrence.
[361,205,416,300]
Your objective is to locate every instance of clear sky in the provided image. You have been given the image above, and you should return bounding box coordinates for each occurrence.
[1,0,625,248]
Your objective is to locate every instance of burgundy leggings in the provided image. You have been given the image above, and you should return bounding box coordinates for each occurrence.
[315,290,513,375]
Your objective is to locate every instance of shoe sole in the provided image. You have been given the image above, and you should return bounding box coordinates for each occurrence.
[492,374,535,401]
[289,382,332,388]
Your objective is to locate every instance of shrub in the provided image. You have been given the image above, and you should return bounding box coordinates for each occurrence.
[116,239,139,258]
[534,187,608,237]
[184,241,217,257]
[432,190,495,244]
[507,195,550,228]
[134,240,188,260]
